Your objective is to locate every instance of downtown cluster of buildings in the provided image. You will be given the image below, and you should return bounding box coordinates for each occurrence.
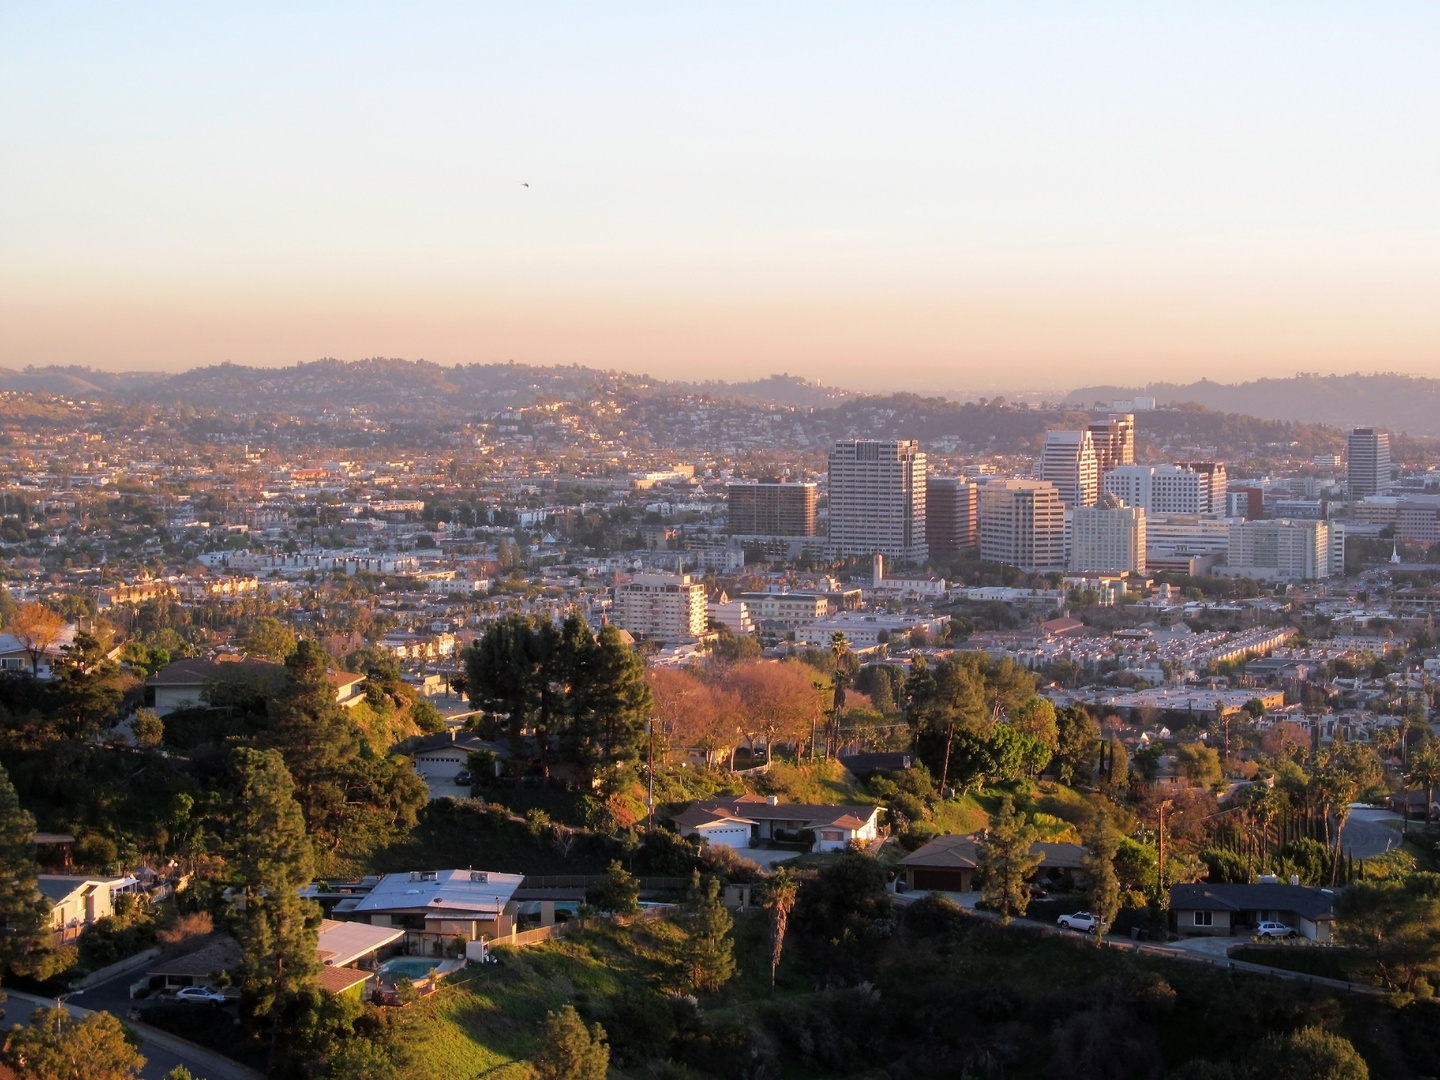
[715,421,1397,588]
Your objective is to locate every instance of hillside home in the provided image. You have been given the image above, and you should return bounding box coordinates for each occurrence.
[146,657,366,715]
[898,835,1088,893]
[673,795,882,853]
[1169,882,1336,941]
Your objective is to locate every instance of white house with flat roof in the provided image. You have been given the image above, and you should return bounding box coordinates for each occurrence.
[349,869,524,951]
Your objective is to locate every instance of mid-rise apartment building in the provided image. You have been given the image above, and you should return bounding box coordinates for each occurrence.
[827,440,927,562]
[1039,431,1099,508]
[924,476,979,554]
[1347,428,1391,499]
[979,479,1066,572]
[1223,520,1331,581]
[1070,497,1146,575]
[735,592,829,629]
[612,573,708,642]
[726,480,817,536]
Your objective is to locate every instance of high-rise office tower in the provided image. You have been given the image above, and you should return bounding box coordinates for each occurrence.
[1087,413,1136,478]
[727,480,817,536]
[1039,430,1099,508]
[1347,429,1392,499]
[1103,463,1227,516]
[925,476,978,554]
[979,479,1066,571]
[1226,520,1331,581]
[1174,462,1227,515]
[827,439,927,562]
[1070,495,1146,575]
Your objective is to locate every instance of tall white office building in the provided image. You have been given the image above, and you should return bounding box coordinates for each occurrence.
[1102,463,1225,516]
[1224,520,1331,581]
[1070,496,1147,575]
[827,439,927,562]
[979,479,1066,571]
[1039,430,1099,508]
[1347,429,1391,499]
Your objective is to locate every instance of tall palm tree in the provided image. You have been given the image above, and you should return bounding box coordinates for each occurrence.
[762,869,799,998]
[1405,744,1440,827]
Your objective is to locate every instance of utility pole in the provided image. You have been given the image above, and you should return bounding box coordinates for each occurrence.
[1157,799,1174,900]
[647,720,655,832]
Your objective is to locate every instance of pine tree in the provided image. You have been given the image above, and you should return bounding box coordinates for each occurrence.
[266,639,357,833]
[226,748,321,1065]
[571,624,653,774]
[674,872,736,994]
[585,861,640,915]
[978,797,1044,920]
[533,1005,609,1080]
[0,763,51,978]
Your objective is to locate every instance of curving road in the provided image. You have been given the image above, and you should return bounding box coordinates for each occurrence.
[1342,807,1406,859]
[1,990,262,1080]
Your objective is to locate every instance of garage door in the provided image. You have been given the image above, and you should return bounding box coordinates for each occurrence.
[706,827,750,848]
[912,869,969,891]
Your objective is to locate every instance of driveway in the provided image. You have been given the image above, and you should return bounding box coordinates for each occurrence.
[1342,806,1404,858]
[2,990,261,1080]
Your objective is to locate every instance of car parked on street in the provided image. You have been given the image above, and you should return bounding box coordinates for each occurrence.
[176,986,227,1006]
[1057,911,1105,934]
[1255,921,1297,939]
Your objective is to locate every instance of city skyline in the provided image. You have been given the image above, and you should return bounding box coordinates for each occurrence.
[4,4,1438,387]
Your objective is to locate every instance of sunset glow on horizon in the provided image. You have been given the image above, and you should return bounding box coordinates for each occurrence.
[3,3,1438,391]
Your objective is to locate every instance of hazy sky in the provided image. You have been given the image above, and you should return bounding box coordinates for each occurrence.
[3,3,1438,391]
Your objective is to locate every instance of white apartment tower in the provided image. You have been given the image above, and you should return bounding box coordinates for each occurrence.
[1070,496,1147,575]
[827,439,928,562]
[1039,430,1099,508]
[979,479,1066,572]
[612,573,708,643]
[1347,429,1391,499]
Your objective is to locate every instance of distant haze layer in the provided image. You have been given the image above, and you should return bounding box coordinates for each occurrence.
[2,5,1438,386]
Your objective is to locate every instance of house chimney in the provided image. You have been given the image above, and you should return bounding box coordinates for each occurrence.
[767,796,779,806]
[1290,875,1300,886]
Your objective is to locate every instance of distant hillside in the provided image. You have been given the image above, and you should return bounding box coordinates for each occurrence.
[1065,373,1440,437]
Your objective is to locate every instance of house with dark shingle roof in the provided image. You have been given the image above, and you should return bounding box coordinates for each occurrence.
[898,834,1088,893]
[1169,881,1336,941]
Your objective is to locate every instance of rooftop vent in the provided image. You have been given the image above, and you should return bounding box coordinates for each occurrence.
[470,871,489,883]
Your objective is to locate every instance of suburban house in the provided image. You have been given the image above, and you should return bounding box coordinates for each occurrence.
[148,936,245,991]
[409,730,507,784]
[315,919,406,996]
[146,921,403,996]
[336,869,525,954]
[898,834,1089,893]
[0,626,77,679]
[673,795,882,853]
[1169,881,1336,942]
[146,657,367,715]
[38,873,133,945]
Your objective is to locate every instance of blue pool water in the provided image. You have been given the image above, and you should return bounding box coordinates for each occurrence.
[377,957,444,982]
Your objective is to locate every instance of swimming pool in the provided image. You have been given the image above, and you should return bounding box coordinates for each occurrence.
[377,957,444,983]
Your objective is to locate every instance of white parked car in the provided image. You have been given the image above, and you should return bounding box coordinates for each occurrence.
[1255,921,1297,939]
[1057,911,1104,934]
[176,986,227,1006]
